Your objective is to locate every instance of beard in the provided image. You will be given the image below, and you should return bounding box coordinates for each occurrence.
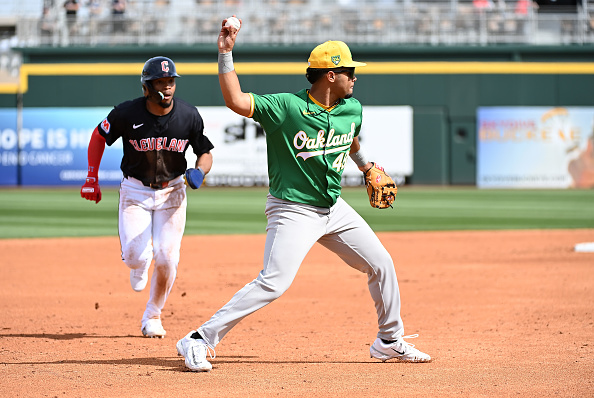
[148,91,172,108]
[344,93,353,99]
[158,98,173,109]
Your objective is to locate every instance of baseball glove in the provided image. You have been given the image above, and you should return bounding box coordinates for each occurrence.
[364,163,397,209]
[184,167,205,189]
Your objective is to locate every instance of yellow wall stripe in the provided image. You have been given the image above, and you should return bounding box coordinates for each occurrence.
[0,83,19,94]
[1,61,594,94]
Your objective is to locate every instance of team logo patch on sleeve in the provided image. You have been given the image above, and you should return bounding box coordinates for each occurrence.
[100,118,111,134]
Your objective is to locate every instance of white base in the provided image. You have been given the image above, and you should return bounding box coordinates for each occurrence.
[574,242,594,253]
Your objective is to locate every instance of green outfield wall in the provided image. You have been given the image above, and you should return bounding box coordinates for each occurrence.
[2,44,594,185]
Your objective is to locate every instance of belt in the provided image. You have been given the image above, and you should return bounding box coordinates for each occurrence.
[148,181,170,189]
[123,174,171,190]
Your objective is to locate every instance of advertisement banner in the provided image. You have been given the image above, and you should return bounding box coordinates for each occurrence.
[477,107,594,189]
[0,108,123,186]
[0,106,413,187]
[353,106,413,182]
[0,109,17,185]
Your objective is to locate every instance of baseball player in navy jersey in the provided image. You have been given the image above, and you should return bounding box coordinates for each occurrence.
[81,56,214,338]
[176,18,431,371]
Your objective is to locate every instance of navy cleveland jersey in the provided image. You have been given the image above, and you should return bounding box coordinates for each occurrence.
[97,97,214,185]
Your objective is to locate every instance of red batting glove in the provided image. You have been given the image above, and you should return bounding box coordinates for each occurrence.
[81,176,102,203]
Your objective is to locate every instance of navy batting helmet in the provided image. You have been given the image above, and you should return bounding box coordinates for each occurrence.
[140,56,180,84]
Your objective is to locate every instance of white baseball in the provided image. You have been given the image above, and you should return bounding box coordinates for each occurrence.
[225,17,240,30]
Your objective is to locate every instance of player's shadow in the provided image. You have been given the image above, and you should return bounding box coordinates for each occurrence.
[0,333,137,340]
[2,355,287,373]
[211,358,374,366]
[0,333,374,371]
[3,356,190,371]
[3,356,373,372]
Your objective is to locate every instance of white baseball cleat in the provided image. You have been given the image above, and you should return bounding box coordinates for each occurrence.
[176,331,215,372]
[130,267,149,292]
[141,318,166,338]
[370,334,431,363]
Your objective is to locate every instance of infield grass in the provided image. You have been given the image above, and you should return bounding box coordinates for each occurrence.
[0,186,592,239]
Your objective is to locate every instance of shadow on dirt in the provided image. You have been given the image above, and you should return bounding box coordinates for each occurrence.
[0,333,138,340]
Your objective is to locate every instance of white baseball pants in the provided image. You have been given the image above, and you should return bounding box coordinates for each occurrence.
[118,175,187,325]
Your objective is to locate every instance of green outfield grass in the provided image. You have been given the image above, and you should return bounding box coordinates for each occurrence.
[0,186,592,239]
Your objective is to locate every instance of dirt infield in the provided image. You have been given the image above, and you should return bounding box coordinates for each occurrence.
[1,229,593,397]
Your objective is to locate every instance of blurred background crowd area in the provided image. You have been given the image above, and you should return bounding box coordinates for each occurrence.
[1,0,594,79]
[2,0,594,47]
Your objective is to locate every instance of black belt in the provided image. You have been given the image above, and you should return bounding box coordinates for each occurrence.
[124,174,171,190]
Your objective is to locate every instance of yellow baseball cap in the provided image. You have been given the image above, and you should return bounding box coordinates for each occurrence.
[307,41,367,69]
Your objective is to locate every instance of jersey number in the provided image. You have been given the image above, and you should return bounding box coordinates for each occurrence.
[332,153,349,172]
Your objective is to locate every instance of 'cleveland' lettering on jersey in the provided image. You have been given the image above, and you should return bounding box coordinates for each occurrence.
[128,137,189,152]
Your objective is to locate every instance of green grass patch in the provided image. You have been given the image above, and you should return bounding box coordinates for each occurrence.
[345,187,594,232]
[0,186,592,239]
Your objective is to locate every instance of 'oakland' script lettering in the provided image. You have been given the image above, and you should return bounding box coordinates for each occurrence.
[292,122,356,151]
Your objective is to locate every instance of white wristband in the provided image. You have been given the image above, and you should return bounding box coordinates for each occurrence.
[218,52,234,74]
[349,150,368,168]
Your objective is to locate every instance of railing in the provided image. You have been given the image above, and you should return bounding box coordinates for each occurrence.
[9,1,594,47]
[1,0,594,80]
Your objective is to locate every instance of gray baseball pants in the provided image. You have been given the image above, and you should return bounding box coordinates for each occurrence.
[198,194,404,347]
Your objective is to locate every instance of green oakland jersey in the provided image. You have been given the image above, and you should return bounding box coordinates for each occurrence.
[248,89,362,207]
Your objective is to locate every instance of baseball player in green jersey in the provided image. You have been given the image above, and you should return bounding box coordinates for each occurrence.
[176,17,431,371]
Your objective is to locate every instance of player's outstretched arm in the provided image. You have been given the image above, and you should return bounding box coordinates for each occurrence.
[81,127,106,203]
[349,137,372,173]
[218,16,252,117]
